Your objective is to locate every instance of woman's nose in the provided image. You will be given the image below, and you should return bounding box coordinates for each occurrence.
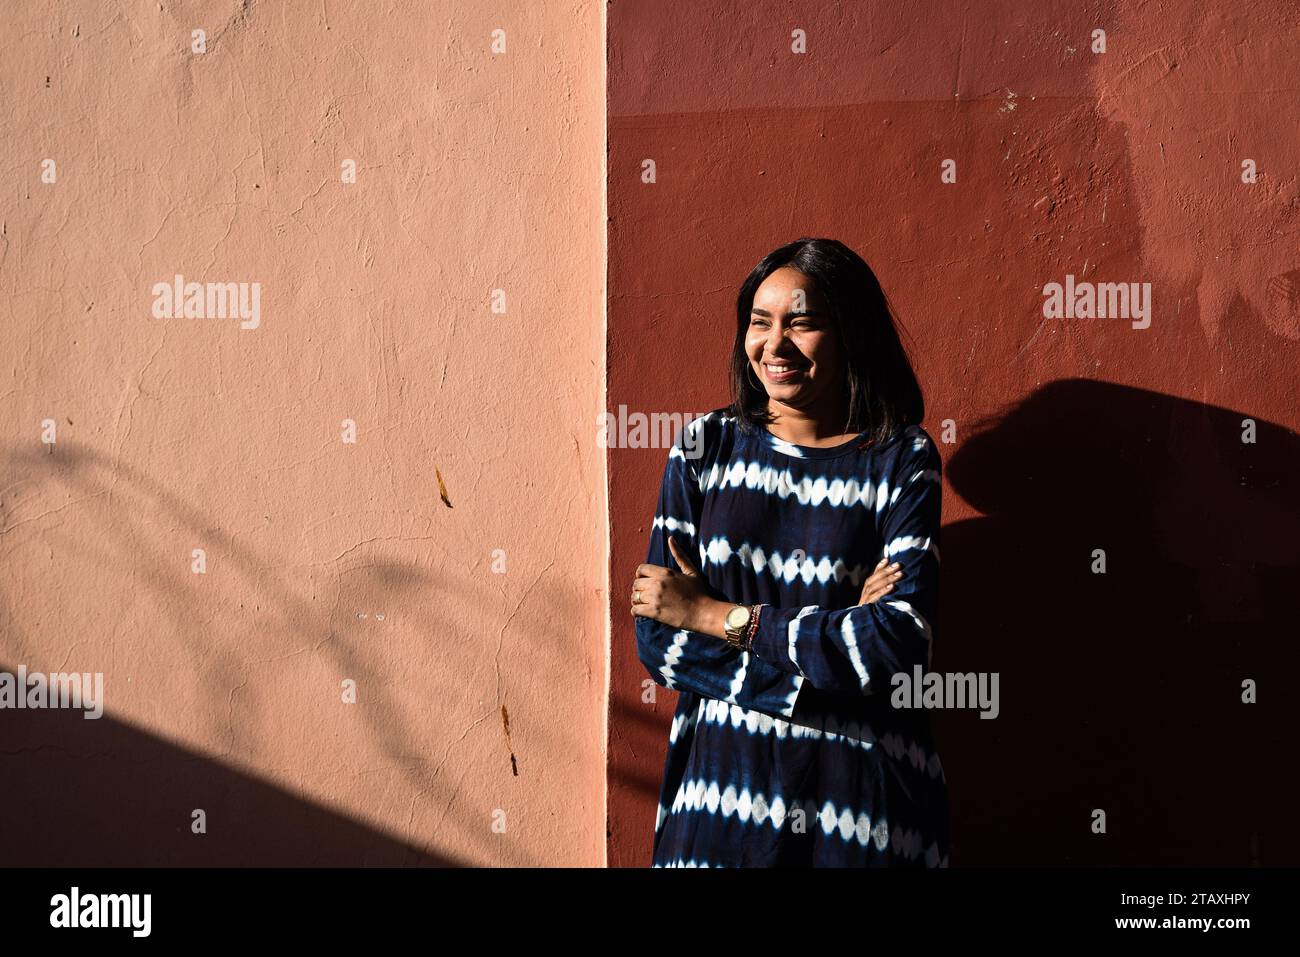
[766,325,791,351]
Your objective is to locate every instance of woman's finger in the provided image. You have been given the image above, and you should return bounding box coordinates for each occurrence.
[667,535,700,576]
[860,581,895,605]
[860,559,888,593]
[859,562,902,603]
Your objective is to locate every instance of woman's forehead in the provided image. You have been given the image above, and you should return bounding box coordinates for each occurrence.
[754,268,827,310]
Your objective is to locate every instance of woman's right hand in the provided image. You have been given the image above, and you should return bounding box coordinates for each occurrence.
[858,558,903,605]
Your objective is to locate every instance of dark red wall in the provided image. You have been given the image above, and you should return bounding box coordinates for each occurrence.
[607,0,1300,866]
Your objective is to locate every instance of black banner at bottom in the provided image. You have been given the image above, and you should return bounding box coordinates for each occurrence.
[0,866,1290,941]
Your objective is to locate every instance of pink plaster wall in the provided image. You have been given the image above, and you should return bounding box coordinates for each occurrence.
[1,0,607,865]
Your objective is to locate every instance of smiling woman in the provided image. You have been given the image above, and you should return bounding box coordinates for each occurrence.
[630,237,949,868]
[745,267,854,435]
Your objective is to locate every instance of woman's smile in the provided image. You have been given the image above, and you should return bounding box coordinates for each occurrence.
[761,360,806,383]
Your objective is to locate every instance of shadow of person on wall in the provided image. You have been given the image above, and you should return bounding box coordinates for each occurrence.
[933,378,1300,866]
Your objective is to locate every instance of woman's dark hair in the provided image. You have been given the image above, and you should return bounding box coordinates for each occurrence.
[727,237,925,446]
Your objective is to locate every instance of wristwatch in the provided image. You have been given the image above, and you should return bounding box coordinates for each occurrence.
[723,604,758,651]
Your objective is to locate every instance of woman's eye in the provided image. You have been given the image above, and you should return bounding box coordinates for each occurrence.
[750,317,813,330]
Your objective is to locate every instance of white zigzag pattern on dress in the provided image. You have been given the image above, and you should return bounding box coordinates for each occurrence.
[696,457,891,509]
[666,775,944,863]
[657,630,800,717]
[785,605,818,677]
[840,611,871,689]
[680,529,935,580]
[699,536,876,587]
[880,598,934,649]
[652,514,696,538]
[775,591,933,684]
[885,533,940,564]
[667,443,702,486]
[779,604,873,687]
[669,411,723,483]
[668,699,703,745]
[653,857,723,868]
[694,697,946,782]
[763,422,929,463]
[889,468,941,510]
[766,435,817,458]
[657,630,693,691]
[691,415,925,455]
[657,630,726,693]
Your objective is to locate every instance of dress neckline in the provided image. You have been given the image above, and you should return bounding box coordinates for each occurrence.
[759,423,877,460]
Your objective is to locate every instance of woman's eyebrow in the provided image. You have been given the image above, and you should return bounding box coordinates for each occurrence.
[750,307,821,317]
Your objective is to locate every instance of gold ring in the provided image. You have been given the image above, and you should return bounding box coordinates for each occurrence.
[633,589,642,604]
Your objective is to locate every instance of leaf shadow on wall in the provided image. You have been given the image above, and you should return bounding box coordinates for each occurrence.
[0,443,546,866]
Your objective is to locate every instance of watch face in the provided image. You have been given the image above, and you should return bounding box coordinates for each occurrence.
[725,606,749,630]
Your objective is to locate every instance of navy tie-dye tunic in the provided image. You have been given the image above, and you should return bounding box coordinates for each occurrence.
[635,407,951,867]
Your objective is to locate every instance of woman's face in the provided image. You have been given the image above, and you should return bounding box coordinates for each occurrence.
[745,266,844,413]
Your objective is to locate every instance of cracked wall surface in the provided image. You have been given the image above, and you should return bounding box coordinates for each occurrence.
[1,0,607,865]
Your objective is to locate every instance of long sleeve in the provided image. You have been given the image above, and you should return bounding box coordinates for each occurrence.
[746,429,942,696]
[634,424,803,720]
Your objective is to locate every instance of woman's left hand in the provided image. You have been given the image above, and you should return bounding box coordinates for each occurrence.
[630,536,716,632]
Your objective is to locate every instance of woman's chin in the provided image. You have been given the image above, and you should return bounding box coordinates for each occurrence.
[767,383,809,401]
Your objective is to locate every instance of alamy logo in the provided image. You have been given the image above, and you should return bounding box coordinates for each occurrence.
[0,666,103,719]
[50,887,151,937]
[890,665,999,719]
[1042,273,1151,329]
[597,405,708,457]
[151,273,261,329]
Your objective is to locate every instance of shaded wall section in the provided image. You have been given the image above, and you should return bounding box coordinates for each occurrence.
[0,0,608,865]
[606,0,1299,866]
